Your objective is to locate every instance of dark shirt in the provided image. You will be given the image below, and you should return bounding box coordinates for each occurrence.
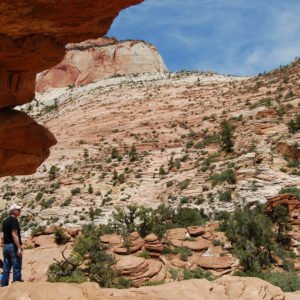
[2,216,22,246]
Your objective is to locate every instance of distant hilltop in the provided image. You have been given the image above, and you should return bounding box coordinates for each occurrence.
[36,37,168,93]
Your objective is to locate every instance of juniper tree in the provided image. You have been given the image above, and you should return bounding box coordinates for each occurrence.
[220,120,234,153]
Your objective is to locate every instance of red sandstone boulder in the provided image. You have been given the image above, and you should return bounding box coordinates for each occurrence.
[144,234,163,257]
[192,255,234,270]
[101,233,122,245]
[187,226,206,237]
[165,228,187,240]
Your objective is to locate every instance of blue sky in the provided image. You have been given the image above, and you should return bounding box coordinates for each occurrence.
[108,0,300,76]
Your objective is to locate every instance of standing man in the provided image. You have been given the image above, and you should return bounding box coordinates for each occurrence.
[1,204,23,286]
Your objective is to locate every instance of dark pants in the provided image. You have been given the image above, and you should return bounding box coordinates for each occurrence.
[1,244,22,286]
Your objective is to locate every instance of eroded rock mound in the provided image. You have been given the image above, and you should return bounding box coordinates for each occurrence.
[36,37,168,92]
[113,256,163,286]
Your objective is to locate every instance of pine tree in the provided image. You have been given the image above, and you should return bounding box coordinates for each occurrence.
[220,120,234,153]
[129,145,137,162]
[111,147,118,159]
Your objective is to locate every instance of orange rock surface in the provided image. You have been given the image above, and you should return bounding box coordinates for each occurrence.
[0,277,291,300]
[0,108,57,176]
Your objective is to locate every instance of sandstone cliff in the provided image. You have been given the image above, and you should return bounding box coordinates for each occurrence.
[36,38,168,92]
[0,0,144,176]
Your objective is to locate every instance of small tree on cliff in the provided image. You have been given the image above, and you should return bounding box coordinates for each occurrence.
[220,120,234,153]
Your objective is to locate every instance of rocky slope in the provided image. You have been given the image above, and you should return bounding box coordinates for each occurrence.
[36,37,168,92]
[1,59,298,226]
[0,0,144,176]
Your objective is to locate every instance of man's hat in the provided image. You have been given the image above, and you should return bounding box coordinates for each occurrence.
[8,204,22,212]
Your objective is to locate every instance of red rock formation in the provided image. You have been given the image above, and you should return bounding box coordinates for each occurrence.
[36,37,168,92]
[0,0,144,177]
[113,256,163,286]
[276,142,300,161]
[144,234,163,257]
[192,255,234,270]
[256,109,276,117]
[0,108,57,177]
[187,226,206,237]
[264,193,300,224]
[113,232,144,254]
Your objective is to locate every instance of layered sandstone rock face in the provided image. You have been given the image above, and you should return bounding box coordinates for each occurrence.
[0,0,143,176]
[36,37,168,92]
[0,277,295,300]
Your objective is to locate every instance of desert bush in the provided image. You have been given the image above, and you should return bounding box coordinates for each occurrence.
[177,179,191,190]
[61,198,72,207]
[219,190,232,202]
[209,169,236,187]
[279,187,300,200]
[54,228,69,245]
[137,250,150,259]
[48,224,129,288]
[49,165,60,181]
[220,204,274,273]
[71,187,81,196]
[183,267,213,281]
[234,271,300,292]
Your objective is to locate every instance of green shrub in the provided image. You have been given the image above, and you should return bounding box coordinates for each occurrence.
[41,197,55,209]
[220,204,274,273]
[166,181,174,187]
[143,280,165,286]
[159,166,166,176]
[213,240,224,247]
[49,165,60,181]
[31,225,46,236]
[48,224,122,288]
[219,190,232,202]
[183,267,213,281]
[137,250,150,259]
[186,140,194,148]
[169,268,179,280]
[111,147,119,159]
[234,271,300,292]
[172,247,192,262]
[61,198,72,207]
[88,185,93,194]
[177,179,191,190]
[54,228,69,245]
[71,188,81,196]
[209,169,236,187]
[279,187,300,200]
